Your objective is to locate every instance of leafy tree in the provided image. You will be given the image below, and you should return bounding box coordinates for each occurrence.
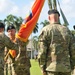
[4,14,23,31]
[40,20,49,27]
[48,0,57,10]
[71,30,75,36]
[32,36,39,51]
[0,20,3,22]
[33,23,39,33]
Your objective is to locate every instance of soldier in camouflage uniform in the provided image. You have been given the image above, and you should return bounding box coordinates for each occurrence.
[4,25,17,75]
[0,22,20,75]
[38,9,75,75]
[5,25,31,75]
[14,41,31,75]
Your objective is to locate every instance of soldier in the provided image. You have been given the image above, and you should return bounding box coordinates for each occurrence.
[0,22,20,75]
[38,9,75,75]
[14,41,31,75]
[4,25,17,75]
[5,25,31,75]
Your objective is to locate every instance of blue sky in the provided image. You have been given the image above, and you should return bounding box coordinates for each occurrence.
[0,0,75,37]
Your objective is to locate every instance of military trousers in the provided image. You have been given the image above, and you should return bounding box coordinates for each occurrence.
[0,68,4,75]
[15,68,30,75]
[47,71,71,75]
[14,57,31,75]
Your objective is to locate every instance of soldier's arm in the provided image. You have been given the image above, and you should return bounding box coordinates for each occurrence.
[38,30,49,66]
[69,31,75,69]
[3,34,19,51]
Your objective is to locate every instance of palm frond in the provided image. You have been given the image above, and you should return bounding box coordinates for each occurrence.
[48,0,52,10]
[57,0,69,26]
[53,0,57,9]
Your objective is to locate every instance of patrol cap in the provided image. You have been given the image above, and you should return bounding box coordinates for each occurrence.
[7,25,15,31]
[0,22,5,28]
[48,9,60,16]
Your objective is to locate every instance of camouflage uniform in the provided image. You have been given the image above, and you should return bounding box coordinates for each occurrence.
[14,42,31,75]
[4,38,17,75]
[5,54,16,75]
[5,48,17,75]
[0,32,19,75]
[38,23,75,75]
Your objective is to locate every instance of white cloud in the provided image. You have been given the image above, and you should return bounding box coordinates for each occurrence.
[9,6,19,15]
[60,0,75,21]
[0,0,14,13]
[20,1,36,18]
[38,1,49,22]
[0,0,33,18]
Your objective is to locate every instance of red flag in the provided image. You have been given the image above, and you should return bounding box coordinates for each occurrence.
[16,0,45,42]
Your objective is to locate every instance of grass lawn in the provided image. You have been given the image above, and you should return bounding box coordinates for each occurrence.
[30,59,42,75]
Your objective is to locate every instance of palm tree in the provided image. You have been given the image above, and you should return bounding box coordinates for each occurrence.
[71,30,75,36]
[4,14,23,31]
[48,0,57,10]
[33,23,39,33]
[40,20,50,27]
[0,20,3,22]
[57,0,69,26]
[32,36,39,51]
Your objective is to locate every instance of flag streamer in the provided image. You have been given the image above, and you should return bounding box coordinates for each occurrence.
[9,50,16,58]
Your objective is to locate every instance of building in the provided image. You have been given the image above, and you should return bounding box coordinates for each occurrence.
[27,39,35,59]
